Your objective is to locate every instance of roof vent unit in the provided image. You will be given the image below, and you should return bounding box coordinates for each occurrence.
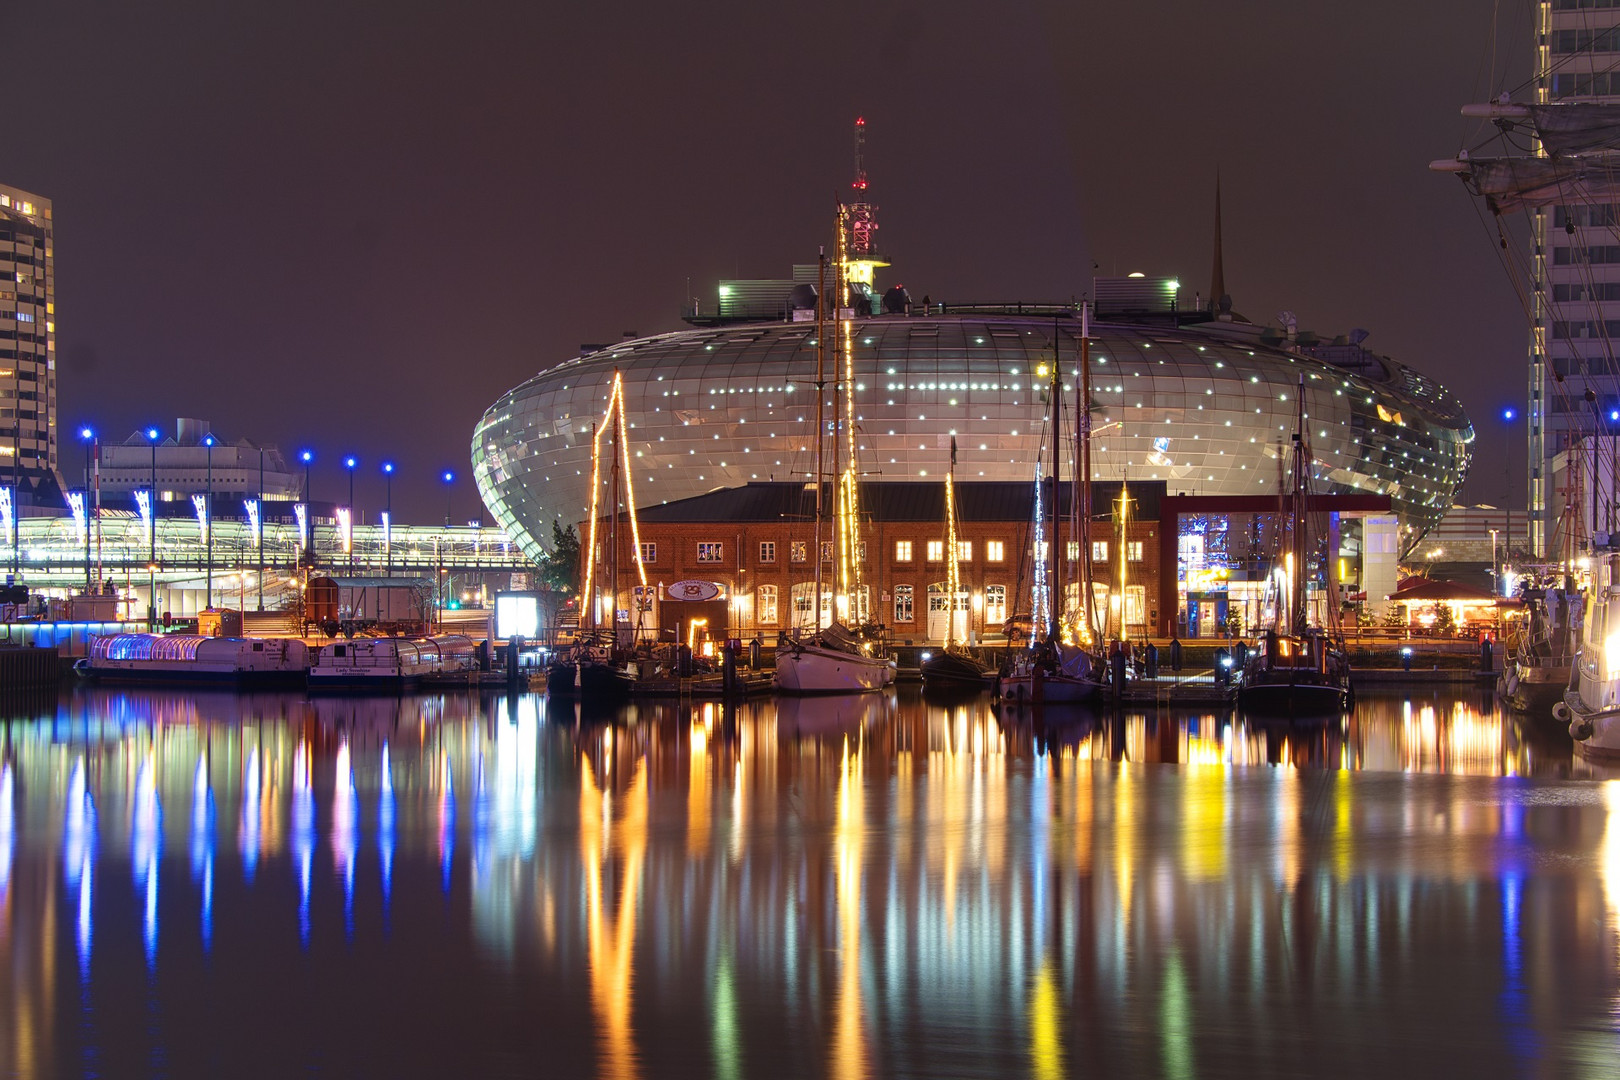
[882,285,911,315]
[1093,276,1180,318]
[787,283,819,322]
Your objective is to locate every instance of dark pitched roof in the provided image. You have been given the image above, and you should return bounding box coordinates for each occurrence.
[633,480,1168,525]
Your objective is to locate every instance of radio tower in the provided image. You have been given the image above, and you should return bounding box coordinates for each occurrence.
[843,116,889,287]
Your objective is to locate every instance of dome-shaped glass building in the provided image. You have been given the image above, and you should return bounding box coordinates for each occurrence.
[473,307,1472,563]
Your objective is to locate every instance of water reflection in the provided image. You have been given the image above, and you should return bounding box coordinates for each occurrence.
[0,686,1608,1077]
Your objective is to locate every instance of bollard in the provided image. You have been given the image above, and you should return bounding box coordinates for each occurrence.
[1145,643,1159,679]
[1169,637,1183,673]
[678,643,694,678]
[1400,646,1413,672]
[723,640,738,695]
[1111,650,1126,697]
[750,636,763,670]
[507,634,524,689]
[1214,647,1229,686]
[1233,640,1248,671]
[1479,635,1493,673]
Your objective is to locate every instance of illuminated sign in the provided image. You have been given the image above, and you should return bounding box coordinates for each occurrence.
[667,579,722,602]
[295,504,309,550]
[244,499,261,545]
[337,507,352,554]
[191,494,208,540]
[134,490,153,544]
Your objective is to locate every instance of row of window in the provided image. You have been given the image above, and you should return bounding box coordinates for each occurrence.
[1551,319,1620,339]
[1550,27,1620,53]
[1552,282,1620,302]
[1554,245,1620,265]
[665,581,1150,627]
[634,538,1147,564]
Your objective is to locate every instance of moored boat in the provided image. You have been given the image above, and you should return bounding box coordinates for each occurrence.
[1556,549,1620,758]
[308,635,478,692]
[77,634,309,686]
[776,625,896,694]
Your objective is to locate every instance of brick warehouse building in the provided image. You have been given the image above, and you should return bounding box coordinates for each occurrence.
[578,481,1165,649]
[575,480,1396,648]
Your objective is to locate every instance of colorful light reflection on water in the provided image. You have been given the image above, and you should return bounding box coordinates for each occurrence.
[0,686,1611,1077]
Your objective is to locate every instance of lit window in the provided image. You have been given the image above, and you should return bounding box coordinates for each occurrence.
[1066,541,1080,561]
[758,584,779,625]
[791,540,807,563]
[985,584,1007,625]
[639,542,656,564]
[895,539,913,562]
[894,584,914,622]
[697,541,723,563]
[759,540,776,563]
[1092,541,1109,562]
[926,540,945,562]
[821,541,833,563]
[957,540,972,562]
[1127,540,1144,562]
[986,539,1005,563]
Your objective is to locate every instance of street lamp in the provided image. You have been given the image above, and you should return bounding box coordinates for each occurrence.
[203,432,216,609]
[382,460,395,577]
[1489,527,1500,598]
[146,425,160,628]
[344,455,358,572]
[299,448,314,561]
[78,426,94,592]
[442,469,455,527]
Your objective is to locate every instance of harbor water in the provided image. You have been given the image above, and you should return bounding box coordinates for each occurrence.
[0,685,1613,1078]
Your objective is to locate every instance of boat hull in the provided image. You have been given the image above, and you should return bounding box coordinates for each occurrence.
[76,663,306,688]
[1237,676,1350,717]
[775,643,895,694]
[1497,661,1570,717]
[920,652,993,694]
[997,671,1104,704]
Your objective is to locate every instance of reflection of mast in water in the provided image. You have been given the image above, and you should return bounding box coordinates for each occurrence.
[830,740,866,1080]
[438,753,456,896]
[581,757,647,1080]
[239,747,261,883]
[63,756,94,981]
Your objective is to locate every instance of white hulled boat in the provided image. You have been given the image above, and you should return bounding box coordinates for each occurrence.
[1556,549,1620,757]
[77,634,309,686]
[776,219,895,695]
[308,635,478,691]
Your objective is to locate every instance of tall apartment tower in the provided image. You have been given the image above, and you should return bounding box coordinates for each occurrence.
[0,184,57,506]
[1532,2,1620,555]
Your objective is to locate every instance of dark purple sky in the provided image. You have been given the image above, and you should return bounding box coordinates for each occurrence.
[4,0,1527,522]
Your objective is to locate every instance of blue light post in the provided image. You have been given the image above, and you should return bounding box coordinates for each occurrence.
[344,455,358,572]
[78,426,94,591]
[203,432,216,609]
[382,461,395,577]
[299,449,314,562]
[146,426,160,628]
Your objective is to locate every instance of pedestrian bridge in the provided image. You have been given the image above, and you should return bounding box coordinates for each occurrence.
[6,514,535,590]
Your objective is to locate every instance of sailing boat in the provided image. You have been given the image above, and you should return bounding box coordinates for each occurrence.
[921,438,994,694]
[1556,546,1620,757]
[550,370,644,699]
[1235,376,1353,715]
[775,224,897,695]
[998,311,1105,705]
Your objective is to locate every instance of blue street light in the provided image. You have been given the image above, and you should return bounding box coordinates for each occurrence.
[381,461,396,576]
[203,433,217,608]
[442,469,456,526]
[78,426,95,590]
[1502,408,1515,421]
[342,455,358,570]
[145,426,160,627]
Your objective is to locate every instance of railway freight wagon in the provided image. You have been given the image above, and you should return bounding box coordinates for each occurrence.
[305,577,434,636]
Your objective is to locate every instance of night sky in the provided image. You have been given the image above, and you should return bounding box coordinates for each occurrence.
[3,0,1527,523]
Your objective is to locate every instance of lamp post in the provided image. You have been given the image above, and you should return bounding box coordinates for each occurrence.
[203,433,216,609]
[299,448,314,562]
[382,461,394,577]
[78,426,94,592]
[1489,527,1500,598]
[344,455,357,573]
[1502,407,1517,560]
[146,425,160,628]
[442,469,455,527]
[256,446,265,611]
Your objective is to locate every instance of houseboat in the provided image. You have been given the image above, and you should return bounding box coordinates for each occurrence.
[77,634,310,686]
[308,635,479,691]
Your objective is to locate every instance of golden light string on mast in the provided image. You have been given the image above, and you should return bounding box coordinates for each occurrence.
[836,205,856,607]
[613,371,649,588]
[580,375,628,614]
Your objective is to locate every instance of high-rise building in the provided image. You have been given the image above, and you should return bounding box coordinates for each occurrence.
[0,184,58,506]
[1531,2,1620,555]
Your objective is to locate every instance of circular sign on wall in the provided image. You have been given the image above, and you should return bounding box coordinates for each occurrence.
[667,580,722,602]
